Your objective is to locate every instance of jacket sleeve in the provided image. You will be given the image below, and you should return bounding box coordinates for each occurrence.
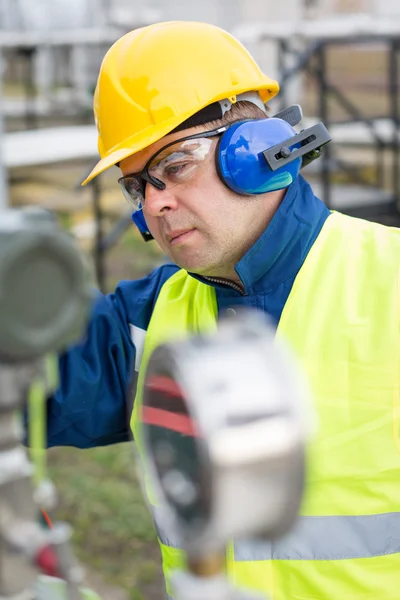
[45,263,179,449]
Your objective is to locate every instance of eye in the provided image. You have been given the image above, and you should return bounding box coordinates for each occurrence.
[164,161,198,182]
[165,163,188,175]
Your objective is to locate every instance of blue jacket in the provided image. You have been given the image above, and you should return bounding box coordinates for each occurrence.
[47,175,329,448]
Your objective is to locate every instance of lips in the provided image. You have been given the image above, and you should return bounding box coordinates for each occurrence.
[166,229,195,243]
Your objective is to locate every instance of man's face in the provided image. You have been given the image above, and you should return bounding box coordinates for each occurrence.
[120,125,279,279]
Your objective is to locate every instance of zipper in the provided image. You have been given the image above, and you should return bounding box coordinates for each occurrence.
[203,276,245,295]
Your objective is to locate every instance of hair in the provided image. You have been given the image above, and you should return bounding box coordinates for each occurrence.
[199,100,269,130]
[188,100,269,132]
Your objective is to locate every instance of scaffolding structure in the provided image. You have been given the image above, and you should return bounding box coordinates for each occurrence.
[235,15,400,221]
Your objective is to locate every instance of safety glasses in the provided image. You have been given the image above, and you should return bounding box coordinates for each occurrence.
[118,126,228,212]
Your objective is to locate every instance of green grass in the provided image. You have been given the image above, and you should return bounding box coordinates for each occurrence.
[104,226,166,292]
[48,444,164,598]
[32,202,167,598]
[45,221,165,598]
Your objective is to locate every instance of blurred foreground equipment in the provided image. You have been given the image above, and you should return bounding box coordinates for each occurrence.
[0,206,313,600]
[0,206,95,600]
[141,309,312,600]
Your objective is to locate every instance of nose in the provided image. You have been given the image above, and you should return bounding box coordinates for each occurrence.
[144,182,179,217]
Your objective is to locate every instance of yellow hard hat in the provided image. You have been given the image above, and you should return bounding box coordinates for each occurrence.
[82,21,280,185]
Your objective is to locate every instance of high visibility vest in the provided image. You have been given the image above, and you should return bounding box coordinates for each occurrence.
[132,212,400,599]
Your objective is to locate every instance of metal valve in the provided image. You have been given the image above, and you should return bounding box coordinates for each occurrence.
[141,308,313,599]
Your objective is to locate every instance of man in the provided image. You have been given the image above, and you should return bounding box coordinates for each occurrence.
[49,20,400,600]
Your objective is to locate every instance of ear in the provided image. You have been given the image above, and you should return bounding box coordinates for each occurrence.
[216,118,303,195]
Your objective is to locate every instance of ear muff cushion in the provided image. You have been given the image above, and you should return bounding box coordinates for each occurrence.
[216,118,303,195]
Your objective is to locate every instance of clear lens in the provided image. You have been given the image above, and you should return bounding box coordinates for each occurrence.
[148,138,214,185]
[119,137,215,212]
[118,176,144,211]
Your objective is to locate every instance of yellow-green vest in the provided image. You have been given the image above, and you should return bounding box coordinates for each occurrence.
[132,211,400,600]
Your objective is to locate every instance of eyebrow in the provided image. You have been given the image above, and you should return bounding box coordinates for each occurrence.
[151,147,194,165]
[122,145,177,177]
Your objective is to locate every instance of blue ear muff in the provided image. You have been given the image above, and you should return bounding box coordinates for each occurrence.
[132,210,153,241]
[216,118,303,195]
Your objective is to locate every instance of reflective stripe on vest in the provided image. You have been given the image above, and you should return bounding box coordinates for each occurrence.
[154,510,400,561]
[132,212,400,599]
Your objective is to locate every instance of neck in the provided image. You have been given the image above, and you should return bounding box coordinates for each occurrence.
[190,176,331,301]
[197,190,285,289]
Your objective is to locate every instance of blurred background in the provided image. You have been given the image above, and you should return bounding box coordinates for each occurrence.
[1,1,399,598]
